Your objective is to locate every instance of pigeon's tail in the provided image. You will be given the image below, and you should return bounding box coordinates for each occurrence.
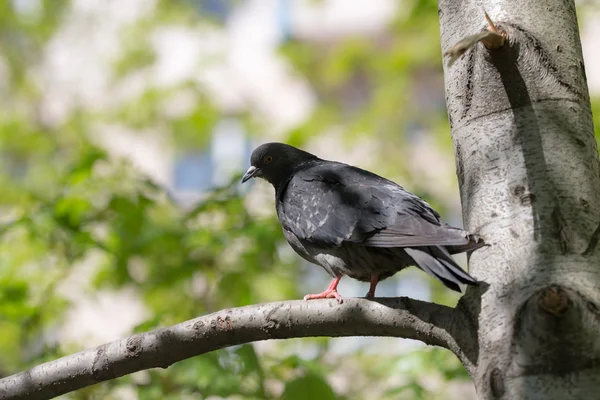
[404,246,477,292]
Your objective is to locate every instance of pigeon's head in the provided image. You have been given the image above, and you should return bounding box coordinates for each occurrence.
[242,142,318,187]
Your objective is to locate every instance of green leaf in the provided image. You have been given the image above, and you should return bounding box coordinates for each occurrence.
[53,196,92,229]
[282,373,338,400]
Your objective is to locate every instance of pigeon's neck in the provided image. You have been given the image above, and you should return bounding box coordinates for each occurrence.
[274,178,292,202]
[273,159,319,199]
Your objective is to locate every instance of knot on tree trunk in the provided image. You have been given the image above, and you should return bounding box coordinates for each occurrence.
[509,286,600,376]
[483,286,600,399]
[537,286,569,316]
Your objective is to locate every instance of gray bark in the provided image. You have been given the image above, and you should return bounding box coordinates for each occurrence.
[439,0,600,399]
[0,298,469,400]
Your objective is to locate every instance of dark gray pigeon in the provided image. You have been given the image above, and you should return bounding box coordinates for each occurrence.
[242,142,484,302]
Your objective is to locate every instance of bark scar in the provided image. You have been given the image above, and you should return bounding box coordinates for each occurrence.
[582,222,600,256]
[262,303,285,335]
[490,367,505,398]
[91,345,110,381]
[552,204,570,254]
[126,335,142,358]
[217,315,233,331]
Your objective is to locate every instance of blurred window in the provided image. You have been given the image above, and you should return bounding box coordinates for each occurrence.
[172,117,250,193]
[192,0,235,22]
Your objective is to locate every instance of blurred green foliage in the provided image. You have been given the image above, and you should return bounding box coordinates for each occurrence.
[7,0,599,399]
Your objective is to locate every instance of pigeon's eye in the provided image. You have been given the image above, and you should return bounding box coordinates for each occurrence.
[264,155,274,163]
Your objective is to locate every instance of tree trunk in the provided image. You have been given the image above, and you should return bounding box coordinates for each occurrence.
[439,0,600,398]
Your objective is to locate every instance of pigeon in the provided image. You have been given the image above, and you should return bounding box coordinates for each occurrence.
[242,142,484,302]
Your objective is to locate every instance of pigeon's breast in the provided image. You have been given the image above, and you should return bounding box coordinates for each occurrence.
[281,227,317,264]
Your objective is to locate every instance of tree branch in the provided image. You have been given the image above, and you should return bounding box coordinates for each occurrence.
[0,297,470,400]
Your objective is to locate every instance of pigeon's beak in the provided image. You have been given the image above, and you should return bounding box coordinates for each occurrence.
[241,166,260,183]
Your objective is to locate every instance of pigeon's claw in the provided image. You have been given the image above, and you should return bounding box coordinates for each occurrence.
[304,289,343,303]
[303,276,343,303]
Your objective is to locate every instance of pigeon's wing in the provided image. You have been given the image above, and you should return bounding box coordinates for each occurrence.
[278,163,471,248]
[359,186,471,248]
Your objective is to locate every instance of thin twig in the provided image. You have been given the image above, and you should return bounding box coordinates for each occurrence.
[445,11,506,67]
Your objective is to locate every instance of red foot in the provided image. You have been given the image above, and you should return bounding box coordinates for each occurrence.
[303,276,343,304]
[365,273,379,298]
[304,289,343,303]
